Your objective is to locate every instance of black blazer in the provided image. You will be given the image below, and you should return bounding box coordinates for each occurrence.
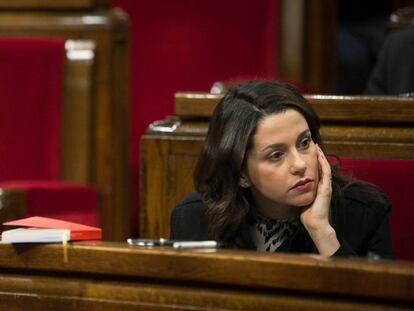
[170,184,393,259]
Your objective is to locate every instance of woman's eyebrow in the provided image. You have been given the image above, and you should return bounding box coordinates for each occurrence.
[261,142,284,153]
[261,129,311,152]
[297,129,311,140]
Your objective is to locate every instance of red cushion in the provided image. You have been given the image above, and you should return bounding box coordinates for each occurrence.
[338,158,414,261]
[0,181,98,227]
[0,37,65,181]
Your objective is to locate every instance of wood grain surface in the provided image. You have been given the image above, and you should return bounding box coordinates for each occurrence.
[0,242,413,310]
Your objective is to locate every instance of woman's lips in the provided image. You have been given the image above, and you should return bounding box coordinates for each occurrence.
[291,179,313,191]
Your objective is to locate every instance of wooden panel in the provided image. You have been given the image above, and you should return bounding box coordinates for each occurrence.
[61,40,95,183]
[140,137,203,238]
[308,95,414,122]
[322,126,414,159]
[0,0,108,10]
[303,0,337,94]
[175,92,221,117]
[278,0,305,82]
[0,242,413,310]
[175,92,414,122]
[278,0,337,93]
[140,92,414,239]
[0,9,131,241]
[0,189,26,229]
[0,274,411,311]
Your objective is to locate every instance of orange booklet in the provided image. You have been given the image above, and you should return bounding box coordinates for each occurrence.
[1,216,101,243]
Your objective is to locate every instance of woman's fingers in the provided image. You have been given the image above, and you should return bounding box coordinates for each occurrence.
[316,144,332,194]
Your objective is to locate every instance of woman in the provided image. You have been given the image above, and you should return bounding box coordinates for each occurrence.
[170,81,393,258]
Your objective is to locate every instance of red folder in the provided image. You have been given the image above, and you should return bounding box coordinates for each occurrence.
[3,216,101,241]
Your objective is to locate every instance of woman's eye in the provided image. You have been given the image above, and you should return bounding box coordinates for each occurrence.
[299,137,311,148]
[269,151,283,161]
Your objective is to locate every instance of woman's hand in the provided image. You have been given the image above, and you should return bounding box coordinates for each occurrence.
[300,144,340,256]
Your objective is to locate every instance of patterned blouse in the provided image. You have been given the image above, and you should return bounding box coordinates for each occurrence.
[250,213,301,252]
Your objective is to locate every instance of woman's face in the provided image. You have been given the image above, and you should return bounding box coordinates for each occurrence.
[243,109,319,219]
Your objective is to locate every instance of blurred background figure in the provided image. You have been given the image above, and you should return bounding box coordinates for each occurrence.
[365,6,414,95]
[336,0,392,94]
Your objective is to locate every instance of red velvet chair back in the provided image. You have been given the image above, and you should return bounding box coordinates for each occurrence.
[339,158,414,261]
[0,38,64,181]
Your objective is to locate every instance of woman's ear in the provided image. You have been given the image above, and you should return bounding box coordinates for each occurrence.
[239,175,251,188]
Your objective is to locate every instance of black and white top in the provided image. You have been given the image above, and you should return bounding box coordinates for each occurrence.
[250,214,301,252]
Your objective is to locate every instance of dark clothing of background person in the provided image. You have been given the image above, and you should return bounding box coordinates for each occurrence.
[170,184,393,259]
[337,0,392,94]
[365,26,414,95]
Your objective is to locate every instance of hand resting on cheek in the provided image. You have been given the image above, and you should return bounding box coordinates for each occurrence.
[300,144,340,256]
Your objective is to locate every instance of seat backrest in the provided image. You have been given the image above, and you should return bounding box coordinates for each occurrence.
[0,37,95,183]
[0,38,65,181]
[339,158,414,261]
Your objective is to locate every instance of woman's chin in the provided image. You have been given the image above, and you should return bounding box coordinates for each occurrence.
[294,193,317,207]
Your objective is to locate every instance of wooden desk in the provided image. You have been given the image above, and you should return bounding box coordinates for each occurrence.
[140,93,414,239]
[0,241,413,310]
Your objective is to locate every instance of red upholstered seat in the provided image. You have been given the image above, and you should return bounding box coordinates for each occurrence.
[338,158,414,261]
[0,38,98,227]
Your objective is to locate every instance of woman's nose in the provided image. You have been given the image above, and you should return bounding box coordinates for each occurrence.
[289,150,307,175]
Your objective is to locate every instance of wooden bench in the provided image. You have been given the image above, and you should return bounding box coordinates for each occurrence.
[140,93,414,260]
[0,241,413,310]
